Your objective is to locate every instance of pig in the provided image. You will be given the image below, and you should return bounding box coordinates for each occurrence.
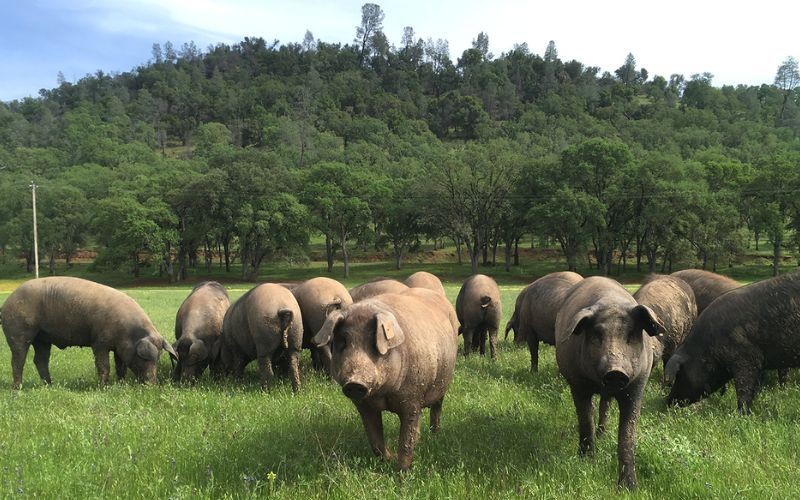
[505,271,583,370]
[291,277,353,371]
[212,283,303,392]
[670,269,740,314]
[555,276,664,489]
[455,274,502,359]
[404,271,446,296]
[0,277,178,388]
[312,292,458,470]
[173,281,230,383]
[349,278,409,302]
[633,275,697,373]
[666,272,800,415]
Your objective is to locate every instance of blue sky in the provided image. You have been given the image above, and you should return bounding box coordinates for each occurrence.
[2,0,799,102]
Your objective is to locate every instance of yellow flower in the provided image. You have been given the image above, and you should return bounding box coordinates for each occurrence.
[266,471,277,482]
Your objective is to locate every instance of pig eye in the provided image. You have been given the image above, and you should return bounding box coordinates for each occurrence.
[333,333,347,353]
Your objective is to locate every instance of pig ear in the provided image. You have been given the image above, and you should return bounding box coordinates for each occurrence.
[313,309,344,347]
[568,307,595,336]
[188,340,207,360]
[664,352,686,384]
[375,311,405,355]
[632,304,665,336]
[324,298,344,316]
[137,339,159,361]
[161,338,179,366]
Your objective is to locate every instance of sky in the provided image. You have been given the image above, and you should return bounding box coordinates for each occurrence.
[2,0,799,102]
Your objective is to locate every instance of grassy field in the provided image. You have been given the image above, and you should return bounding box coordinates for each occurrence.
[0,269,799,498]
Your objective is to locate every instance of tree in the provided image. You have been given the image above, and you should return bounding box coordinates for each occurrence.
[354,3,385,66]
[615,53,638,85]
[774,56,799,121]
[302,30,317,52]
[302,162,373,278]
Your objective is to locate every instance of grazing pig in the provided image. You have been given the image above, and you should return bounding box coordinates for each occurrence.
[505,272,583,370]
[349,278,409,302]
[404,271,446,296]
[670,269,740,314]
[212,284,303,392]
[173,281,230,383]
[666,272,800,414]
[555,276,664,489]
[1,277,178,388]
[633,275,697,373]
[291,277,353,371]
[312,292,458,470]
[456,274,502,359]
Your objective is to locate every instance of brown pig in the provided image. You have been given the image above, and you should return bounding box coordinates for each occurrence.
[291,277,353,371]
[212,283,303,392]
[456,274,502,359]
[173,281,230,383]
[312,292,458,470]
[555,276,664,490]
[403,271,446,296]
[1,277,178,388]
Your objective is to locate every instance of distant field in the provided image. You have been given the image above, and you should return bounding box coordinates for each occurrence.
[0,276,798,497]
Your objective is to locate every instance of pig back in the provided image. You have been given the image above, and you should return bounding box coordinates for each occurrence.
[691,273,800,369]
[523,272,583,344]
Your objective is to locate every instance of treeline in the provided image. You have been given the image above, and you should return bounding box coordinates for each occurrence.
[1,3,799,280]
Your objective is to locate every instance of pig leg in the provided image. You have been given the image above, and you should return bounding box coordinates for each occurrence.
[356,404,391,460]
[397,406,422,471]
[114,352,127,380]
[527,330,540,372]
[92,346,111,385]
[171,358,182,382]
[777,368,790,387]
[429,398,444,432]
[570,386,595,456]
[616,383,645,490]
[257,352,275,391]
[488,327,498,361]
[32,340,52,385]
[462,328,474,357]
[477,327,487,356]
[288,349,301,393]
[9,338,31,390]
[733,364,761,416]
[597,394,611,436]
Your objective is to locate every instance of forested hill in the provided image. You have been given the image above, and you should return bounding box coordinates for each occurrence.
[1,3,799,281]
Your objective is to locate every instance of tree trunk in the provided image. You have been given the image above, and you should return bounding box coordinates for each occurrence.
[341,236,350,279]
[773,233,782,277]
[504,239,512,272]
[49,251,56,275]
[754,230,760,251]
[223,237,231,272]
[326,235,334,273]
[133,252,140,278]
[455,236,463,265]
[491,239,498,267]
[514,237,520,266]
[394,244,402,271]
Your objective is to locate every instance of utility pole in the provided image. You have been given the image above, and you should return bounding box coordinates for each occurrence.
[30,181,39,278]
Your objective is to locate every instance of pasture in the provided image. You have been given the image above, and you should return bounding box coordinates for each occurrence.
[0,278,798,498]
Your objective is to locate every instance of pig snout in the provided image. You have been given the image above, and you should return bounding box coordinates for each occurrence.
[342,381,370,400]
[602,370,630,390]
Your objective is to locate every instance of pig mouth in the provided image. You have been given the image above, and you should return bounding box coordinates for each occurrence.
[342,381,370,400]
[601,370,630,391]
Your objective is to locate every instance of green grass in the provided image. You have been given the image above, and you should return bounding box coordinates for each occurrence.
[1,278,799,498]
